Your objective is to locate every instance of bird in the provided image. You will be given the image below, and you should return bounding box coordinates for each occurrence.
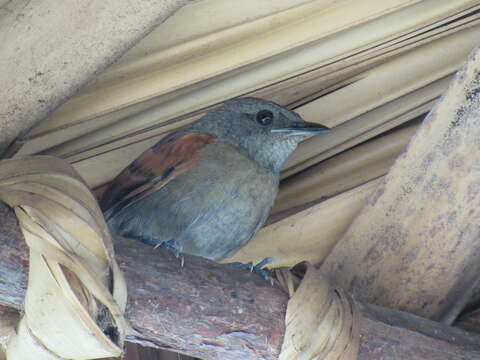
[100,97,329,265]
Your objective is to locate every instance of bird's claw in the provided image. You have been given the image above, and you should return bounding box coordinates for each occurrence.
[228,257,277,284]
[158,239,185,266]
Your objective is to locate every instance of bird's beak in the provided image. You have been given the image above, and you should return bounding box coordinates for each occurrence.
[271,121,330,136]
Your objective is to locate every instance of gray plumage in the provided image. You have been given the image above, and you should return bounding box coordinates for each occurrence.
[101,98,328,261]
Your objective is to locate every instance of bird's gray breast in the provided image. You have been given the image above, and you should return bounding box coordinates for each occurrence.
[108,141,278,261]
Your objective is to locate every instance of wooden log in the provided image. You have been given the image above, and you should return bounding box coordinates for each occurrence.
[2,203,480,359]
[0,203,287,360]
[120,342,195,360]
[0,306,19,360]
[321,44,480,323]
[358,303,480,359]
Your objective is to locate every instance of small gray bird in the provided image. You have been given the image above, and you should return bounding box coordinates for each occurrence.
[100,98,328,263]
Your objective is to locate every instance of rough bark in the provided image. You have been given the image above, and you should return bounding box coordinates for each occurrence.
[358,303,480,359]
[0,203,287,359]
[0,305,19,360]
[0,0,188,157]
[2,203,480,359]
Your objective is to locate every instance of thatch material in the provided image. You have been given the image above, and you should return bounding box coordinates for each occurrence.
[2,0,480,358]
[0,157,127,359]
[12,0,480,190]
[279,265,359,359]
[9,1,480,284]
[322,44,480,323]
[0,0,188,156]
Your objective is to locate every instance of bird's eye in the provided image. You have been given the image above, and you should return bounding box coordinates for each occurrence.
[256,110,274,126]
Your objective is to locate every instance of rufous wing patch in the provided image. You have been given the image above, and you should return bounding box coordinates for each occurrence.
[100,132,216,215]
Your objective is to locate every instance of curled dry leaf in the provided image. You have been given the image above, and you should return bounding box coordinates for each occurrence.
[279,265,359,360]
[0,156,127,360]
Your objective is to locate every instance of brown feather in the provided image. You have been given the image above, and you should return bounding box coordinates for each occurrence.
[100,133,216,213]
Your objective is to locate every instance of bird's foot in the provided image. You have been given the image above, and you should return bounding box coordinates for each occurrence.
[156,239,185,267]
[228,257,276,284]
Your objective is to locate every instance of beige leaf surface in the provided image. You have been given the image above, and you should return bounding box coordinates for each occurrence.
[0,157,127,360]
[279,265,359,359]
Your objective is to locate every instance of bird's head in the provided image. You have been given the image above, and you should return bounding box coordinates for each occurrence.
[192,97,329,173]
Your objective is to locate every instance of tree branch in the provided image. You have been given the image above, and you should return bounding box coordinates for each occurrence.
[0,203,287,360]
[2,202,480,359]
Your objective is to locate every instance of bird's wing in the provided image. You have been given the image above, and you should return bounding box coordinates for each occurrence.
[100,132,216,217]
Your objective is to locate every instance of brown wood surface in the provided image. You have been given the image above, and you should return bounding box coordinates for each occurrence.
[358,303,480,359]
[3,203,480,359]
[120,342,195,360]
[0,203,287,360]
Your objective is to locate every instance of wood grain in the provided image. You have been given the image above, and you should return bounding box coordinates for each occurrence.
[2,203,480,359]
